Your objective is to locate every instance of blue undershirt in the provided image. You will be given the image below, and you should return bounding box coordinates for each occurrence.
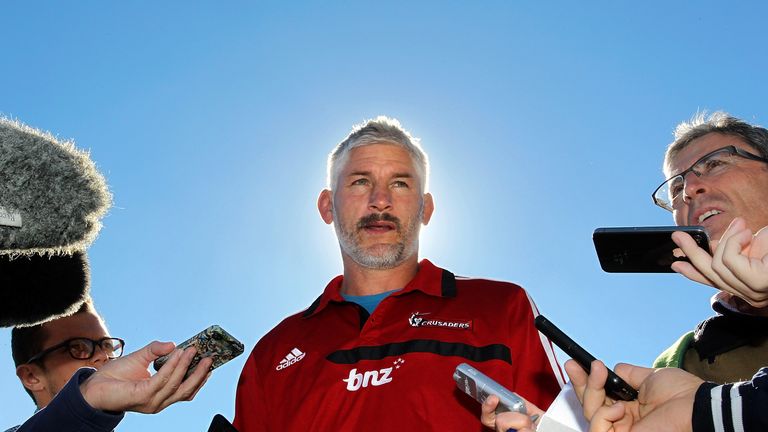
[342,289,402,315]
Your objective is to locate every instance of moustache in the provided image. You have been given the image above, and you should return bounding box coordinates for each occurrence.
[356,213,402,231]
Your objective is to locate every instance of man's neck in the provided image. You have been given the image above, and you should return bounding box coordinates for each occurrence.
[340,256,420,296]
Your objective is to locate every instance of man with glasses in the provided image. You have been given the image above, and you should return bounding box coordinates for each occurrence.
[12,299,122,411]
[487,112,768,432]
[486,112,768,432]
[649,112,768,384]
[8,298,211,432]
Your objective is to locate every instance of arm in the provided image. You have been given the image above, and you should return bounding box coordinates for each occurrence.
[692,367,768,432]
[588,366,768,432]
[233,350,268,432]
[16,341,212,432]
[672,217,768,308]
[16,369,123,432]
[79,341,211,413]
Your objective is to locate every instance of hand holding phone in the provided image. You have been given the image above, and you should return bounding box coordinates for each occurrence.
[534,315,637,401]
[153,325,244,378]
[453,362,527,414]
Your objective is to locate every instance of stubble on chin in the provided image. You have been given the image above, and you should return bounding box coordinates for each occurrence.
[335,214,420,270]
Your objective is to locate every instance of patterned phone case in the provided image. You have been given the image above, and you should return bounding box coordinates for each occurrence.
[152,325,244,377]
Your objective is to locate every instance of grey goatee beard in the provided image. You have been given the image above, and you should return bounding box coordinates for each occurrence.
[334,205,422,270]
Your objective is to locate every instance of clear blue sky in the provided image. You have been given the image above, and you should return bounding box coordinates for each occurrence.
[2,1,768,430]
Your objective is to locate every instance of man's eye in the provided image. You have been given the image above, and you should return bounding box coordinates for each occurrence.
[670,183,684,198]
[701,158,729,174]
[668,177,685,198]
[102,340,117,351]
[391,180,409,188]
[351,178,369,186]
[69,340,92,356]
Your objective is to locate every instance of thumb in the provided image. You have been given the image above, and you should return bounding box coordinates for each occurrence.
[588,403,626,432]
[132,341,176,363]
[614,363,653,390]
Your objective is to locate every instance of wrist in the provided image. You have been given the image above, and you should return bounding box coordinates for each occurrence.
[78,368,121,414]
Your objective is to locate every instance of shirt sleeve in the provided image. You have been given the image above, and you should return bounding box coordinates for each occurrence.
[233,351,269,432]
[510,290,566,410]
[16,368,124,432]
[693,367,768,432]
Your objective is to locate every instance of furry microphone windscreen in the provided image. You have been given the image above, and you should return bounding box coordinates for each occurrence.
[0,252,90,327]
[0,118,111,327]
[0,117,112,254]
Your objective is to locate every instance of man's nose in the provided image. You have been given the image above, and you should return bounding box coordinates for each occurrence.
[368,184,392,211]
[89,344,110,367]
[682,170,708,203]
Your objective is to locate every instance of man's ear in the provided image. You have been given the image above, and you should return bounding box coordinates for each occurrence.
[16,364,45,394]
[422,193,434,225]
[318,189,334,225]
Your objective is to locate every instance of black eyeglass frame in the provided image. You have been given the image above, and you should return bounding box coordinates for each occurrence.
[651,145,768,212]
[25,337,126,364]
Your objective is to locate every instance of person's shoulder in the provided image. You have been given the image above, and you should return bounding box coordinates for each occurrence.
[451,274,532,306]
[454,274,526,293]
[4,425,20,432]
[257,310,309,341]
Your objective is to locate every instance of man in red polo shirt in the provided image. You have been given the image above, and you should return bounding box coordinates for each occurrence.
[234,116,564,431]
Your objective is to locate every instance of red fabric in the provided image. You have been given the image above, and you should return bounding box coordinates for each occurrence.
[234,260,563,432]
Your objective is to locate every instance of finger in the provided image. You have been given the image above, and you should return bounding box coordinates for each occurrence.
[188,370,212,401]
[588,403,626,432]
[117,341,173,368]
[672,231,715,265]
[711,220,747,267]
[582,360,609,420]
[160,355,213,409]
[523,398,545,418]
[672,231,726,287]
[181,354,212,391]
[147,348,190,403]
[564,359,588,402]
[750,226,768,256]
[481,395,500,427]
[492,411,534,432]
[670,260,715,287]
[714,228,755,292]
[613,363,653,392]
[147,341,176,359]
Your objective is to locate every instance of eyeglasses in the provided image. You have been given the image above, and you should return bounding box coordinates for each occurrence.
[25,337,125,364]
[652,145,768,212]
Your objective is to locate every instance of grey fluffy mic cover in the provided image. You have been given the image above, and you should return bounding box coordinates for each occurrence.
[0,118,111,327]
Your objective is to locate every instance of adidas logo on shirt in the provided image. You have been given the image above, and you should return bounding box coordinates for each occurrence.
[276,348,306,371]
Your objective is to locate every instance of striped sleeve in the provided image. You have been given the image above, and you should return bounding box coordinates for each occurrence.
[693,367,768,432]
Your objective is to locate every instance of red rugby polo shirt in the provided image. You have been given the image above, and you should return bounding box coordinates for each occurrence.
[234,259,564,431]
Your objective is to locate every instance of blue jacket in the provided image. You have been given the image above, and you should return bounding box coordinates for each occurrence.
[694,367,768,431]
[9,368,123,432]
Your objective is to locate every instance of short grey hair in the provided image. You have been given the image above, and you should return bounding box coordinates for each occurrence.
[327,116,429,192]
[664,111,768,172]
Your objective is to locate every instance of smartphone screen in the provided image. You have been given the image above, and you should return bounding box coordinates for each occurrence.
[593,225,709,273]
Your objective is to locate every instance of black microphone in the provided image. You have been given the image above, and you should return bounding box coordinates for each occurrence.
[208,414,238,432]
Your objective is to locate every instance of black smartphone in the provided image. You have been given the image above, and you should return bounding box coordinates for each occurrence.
[593,225,710,273]
[152,325,244,379]
[534,315,637,401]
